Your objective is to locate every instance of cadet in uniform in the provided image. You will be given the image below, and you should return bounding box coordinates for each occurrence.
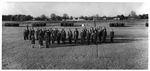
[90,27,94,43]
[98,27,102,43]
[87,30,91,45]
[57,31,61,44]
[29,29,32,40]
[51,29,55,44]
[47,29,51,45]
[41,29,45,41]
[54,28,59,44]
[68,29,73,44]
[61,29,66,44]
[82,27,87,44]
[102,27,107,43]
[26,28,29,40]
[24,29,27,40]
[93,28,98,44]
[74,28,79,44]
[31,33,35,48]
[31,28,35,36]
[38,30,43,48]
[80,30,84,44]
[36,28,39,40]
[110,29,114,43]
[45,32,49,48]
[49,28,53,44]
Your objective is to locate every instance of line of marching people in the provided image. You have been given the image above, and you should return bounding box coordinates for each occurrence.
[23,27,114,48]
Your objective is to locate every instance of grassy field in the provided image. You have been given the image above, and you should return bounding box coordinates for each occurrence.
[2,20,148,69]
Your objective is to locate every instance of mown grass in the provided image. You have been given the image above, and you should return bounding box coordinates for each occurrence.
[2,20,148,69]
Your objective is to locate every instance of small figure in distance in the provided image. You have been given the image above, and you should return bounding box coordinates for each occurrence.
[110,29,114,43]
[68,29,73,44]
[31,33,35,48]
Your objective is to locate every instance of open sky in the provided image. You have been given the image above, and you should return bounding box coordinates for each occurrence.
[2,2,148,17]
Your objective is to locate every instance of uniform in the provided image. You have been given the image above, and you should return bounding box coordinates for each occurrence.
[80,31,84,44]
[51,31,55,44]
[38,30,43,47]
[74,29,79,44]
[57,31,61,44]
[26,28,29,40]
[31,35,35,48]
[87,30,91,45]
[24,29,27,40]
[82,29,87,44]
[68,29,73,44]
[54,29,59,43]
[31,29,35,37]
[110,30,114,43]
[102,29,107,43]
[61,29,66,44]
[98,29,102,43]
[29,29,32,40]
[47,29,51,45]
[93,30,98,44]
[90,28,94,43]
[45,33,50,48]
[36,29,39,40]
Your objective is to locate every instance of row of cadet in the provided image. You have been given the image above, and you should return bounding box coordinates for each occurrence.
[23,27,114,48]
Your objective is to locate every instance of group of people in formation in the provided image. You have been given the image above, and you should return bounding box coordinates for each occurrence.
[23,26,114,48]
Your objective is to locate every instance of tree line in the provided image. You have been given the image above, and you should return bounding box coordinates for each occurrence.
[2,11,148,21]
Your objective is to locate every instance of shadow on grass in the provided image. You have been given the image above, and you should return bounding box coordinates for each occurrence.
[40,38,142,48]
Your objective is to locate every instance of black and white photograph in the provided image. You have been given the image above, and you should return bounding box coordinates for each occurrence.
[2,0,149,69]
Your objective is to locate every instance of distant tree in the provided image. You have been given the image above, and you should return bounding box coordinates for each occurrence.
[95,14,99,18]
[84,16,88,20]
[40,14,48,20]
[55,15,62,20]
[142,14,148,19]
[138,14,148,19]
[50,13,56,20]
[130,11,137,19]
[62,13,69,21]
[79,16,84,19]
[26,15,33,21]
[70,16,73,20]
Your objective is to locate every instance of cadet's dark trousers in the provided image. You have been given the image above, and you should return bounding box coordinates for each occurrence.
[52,40,55,44]
[87,39,90,44]
[57,39,60,44]
[29,35,31,40]
[94,39,97,44]
[81,38,84,44]
[83,38,86,44]
[99,36,101,43]
[26,34,29,40]
[41,40,43,45]
[45,41,49,48]
[24,36,26,40]
[103,36,106,43]
[74,39,78,44]
[110,37,114,43]
[69,38,72,44]
[48,39,51,45]
[62,38,66,44]
[36,35,38,40]
[91,35,94,42]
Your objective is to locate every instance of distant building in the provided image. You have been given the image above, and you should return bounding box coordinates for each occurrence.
[113,17,120,20]
[65,17,85,21]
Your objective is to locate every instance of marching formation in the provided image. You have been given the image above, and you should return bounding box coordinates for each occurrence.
[24,26,114,48]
